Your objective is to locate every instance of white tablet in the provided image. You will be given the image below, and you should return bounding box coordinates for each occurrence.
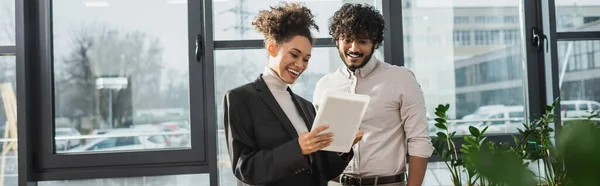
[311,91,370,153]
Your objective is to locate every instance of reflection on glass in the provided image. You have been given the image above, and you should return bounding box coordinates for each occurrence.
[557,41,600,125]
[0,56,17,185]
[403,1,526,136]
[52,0,191,153]
[0,0,16,45]
[213,0,382,40]
[39,173,210,186]
[555,0,600,32]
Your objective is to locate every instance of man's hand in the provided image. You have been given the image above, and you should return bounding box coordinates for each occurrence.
[352,130,364,146]
[298,125,333,155]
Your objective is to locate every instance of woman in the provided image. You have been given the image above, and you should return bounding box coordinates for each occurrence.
[223,2,362,186]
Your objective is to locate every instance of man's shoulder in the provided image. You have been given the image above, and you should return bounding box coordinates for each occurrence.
[377,61,417,78]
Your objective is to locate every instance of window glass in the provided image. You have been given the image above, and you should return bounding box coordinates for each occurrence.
[403,1,526,135]
[558,41,600,120]
[0,0,15,45]
[0,55,17,185]
[555,1,600,32]
[52,0,191,154]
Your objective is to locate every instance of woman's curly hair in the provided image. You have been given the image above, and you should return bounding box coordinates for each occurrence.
[252,2,319,48]
[329,3,385,47]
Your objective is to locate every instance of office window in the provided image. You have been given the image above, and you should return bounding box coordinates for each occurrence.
[474,30,486,45]
[404,1,525,135]
[53,0,191,154]
[503,16,519,24]
[0,56,17,185]
[454,16,469,24]
[490,30,501,45]
[213,0,381,40]
[454,30,471,46]
[0,0,15,46]
[504,30,519,45]
[32,0,210,180]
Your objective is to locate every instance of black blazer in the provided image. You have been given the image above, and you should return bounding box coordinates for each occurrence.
[223,75,353,186]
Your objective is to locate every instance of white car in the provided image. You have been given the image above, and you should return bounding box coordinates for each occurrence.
[68,128,169,152]
[55,127,81,151]
[560,100,600,118]
[454,106,525,135]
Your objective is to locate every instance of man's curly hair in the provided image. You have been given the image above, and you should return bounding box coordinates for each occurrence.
[329,3,385,46]
[252,2,319,48]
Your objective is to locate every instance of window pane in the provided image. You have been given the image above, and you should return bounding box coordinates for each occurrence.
[403,2,526,136]
[0,55,17,185]
[39,174,209,186]
[214,47,358,185]
[52,0,191,154]
[213,0,382,41]
[558,41,600,121]
[555,1,600,32]
[0,0,15,45]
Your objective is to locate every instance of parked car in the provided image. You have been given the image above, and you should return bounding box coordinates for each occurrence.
[68,128,168,153]
[55,127,81,151]
[560,100,600,118]
[454,106,525,135]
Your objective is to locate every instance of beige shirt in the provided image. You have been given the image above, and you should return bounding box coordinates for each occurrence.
[262,67,309,136]
[313,56,434,177]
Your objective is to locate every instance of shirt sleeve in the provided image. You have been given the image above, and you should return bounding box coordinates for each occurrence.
[397,68,435,158]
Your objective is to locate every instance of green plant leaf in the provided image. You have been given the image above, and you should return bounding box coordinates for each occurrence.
[442,150,450,160]
[436,132,448,140]
[479,137,488,147]
[435,111,446,118]
[544,105,553,112]
[517,128,524,134]
[434,118,446,124]
[435,123,448,130]
[444,104,450,111]
[544,127,554,133]
[465,136,477,145]
[469,126,481,137]
[546,117,555,123]
[480,126,489,135]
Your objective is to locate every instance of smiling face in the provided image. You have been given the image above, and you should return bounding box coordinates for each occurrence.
[267,35,313,84]
[336,38,378,71]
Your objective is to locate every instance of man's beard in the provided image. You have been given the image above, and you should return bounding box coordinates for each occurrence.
[338,45,376,72]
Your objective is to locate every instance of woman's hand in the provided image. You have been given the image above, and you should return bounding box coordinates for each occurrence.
[298,125,333,155]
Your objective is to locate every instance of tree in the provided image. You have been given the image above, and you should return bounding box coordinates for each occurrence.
[55,24,163,131]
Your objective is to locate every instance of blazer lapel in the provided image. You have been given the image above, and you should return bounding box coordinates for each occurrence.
[254,75,299,138]
[288,88,313,130]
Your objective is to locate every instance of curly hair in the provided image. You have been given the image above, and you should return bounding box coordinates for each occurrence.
[252,2,319,48]
[329,3,385,46]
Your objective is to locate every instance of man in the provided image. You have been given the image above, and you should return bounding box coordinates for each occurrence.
[313,3,434,186]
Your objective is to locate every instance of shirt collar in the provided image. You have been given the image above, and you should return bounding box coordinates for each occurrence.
[344,55,379,78]
[262,67,289,91]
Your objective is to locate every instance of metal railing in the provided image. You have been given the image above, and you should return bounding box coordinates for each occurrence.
[0,117,596,143]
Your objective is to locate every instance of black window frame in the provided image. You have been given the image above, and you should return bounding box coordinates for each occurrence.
[10,0,597,185]
[17,0,218,184]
